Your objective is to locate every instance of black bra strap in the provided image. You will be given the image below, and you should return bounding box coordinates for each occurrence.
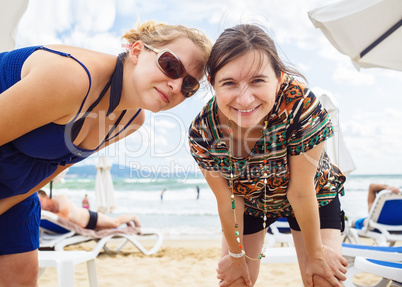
[107,53,125,116]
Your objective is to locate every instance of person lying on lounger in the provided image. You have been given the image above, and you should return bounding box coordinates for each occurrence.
[352,183,400,229]
[38,190,141,230]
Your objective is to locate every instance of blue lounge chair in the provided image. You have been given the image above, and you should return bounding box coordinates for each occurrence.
[354,257,402,286]
[342,243,402,287]
[349,190,402,246]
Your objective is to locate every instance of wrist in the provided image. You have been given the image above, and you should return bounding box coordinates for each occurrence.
[307,244,325,259]
[228,249,245,258]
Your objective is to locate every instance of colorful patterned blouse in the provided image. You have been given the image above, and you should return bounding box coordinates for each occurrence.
[188,74,346,219]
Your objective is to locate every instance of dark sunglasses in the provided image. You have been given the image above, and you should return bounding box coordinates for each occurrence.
[144,43,200,98]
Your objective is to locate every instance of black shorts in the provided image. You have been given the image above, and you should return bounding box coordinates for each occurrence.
[243,194,345,235]
[85,210,98,230]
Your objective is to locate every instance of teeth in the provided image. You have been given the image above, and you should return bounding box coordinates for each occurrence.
[238,107,255,112]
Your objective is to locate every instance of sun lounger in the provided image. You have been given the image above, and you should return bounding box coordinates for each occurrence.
[266,218,294,247]
[349,190,402,246]
[342,243,402,287]
[40,210,163,256]
[354,257,402,286]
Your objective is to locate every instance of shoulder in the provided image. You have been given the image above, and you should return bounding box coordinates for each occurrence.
[55,194,69,202]
[276,76,321,118]
[22,45,115,93]
[21,45,116,120]
[279,75,312,106]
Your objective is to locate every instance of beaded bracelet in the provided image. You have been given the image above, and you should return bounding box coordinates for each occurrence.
[228,249,245,258]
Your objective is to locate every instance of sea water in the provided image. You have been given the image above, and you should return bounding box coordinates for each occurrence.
[51,173,402,240]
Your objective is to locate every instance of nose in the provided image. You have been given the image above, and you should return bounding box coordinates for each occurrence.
[236,85,254,106]
[167,78,183,95]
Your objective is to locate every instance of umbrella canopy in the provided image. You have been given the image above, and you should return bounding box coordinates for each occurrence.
[319,94,356,176]
[308,0,402,71]
[95,156,116,213]
[0,0,29,52]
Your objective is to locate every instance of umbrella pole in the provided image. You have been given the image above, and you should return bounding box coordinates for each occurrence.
[361,18,402,58]
[49,181,53,199]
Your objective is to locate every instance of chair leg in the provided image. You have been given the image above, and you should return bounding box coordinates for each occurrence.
[375,278,392,287]
[57,261,75,287]
[38,267,47,278]
[344,265,363,287]
[86,259,98,287]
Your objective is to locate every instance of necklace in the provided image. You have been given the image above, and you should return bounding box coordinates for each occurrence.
[228,119,269,260]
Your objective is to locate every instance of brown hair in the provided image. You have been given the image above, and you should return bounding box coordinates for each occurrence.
[122,20,212,75]
[206,24,306,85]
[37,189,47,197]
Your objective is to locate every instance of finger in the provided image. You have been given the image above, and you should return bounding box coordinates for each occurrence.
[327,275,343,287]
[341,256,349,267]
[305,274,313,287]
[339,264,348,274]
[243,275,253,287]
[335,269,347,281]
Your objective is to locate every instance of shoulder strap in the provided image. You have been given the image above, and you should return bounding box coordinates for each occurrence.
[38,46,92,123]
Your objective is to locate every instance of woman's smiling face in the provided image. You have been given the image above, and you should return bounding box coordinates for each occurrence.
[213,50,281,128]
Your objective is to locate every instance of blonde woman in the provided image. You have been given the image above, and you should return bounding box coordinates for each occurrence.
[0,20,212,286]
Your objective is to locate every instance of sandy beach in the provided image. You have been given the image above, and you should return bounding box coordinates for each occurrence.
[37,238,386,287]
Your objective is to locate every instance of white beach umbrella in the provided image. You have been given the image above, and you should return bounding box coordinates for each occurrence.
[308,0,402,71]
[0,0,29,52]
[95,155,116,213]
[319,94,356,176]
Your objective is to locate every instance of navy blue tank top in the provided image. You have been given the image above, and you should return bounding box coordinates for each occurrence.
[0,46,141,199]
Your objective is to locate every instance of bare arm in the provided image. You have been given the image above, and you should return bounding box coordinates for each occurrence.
[287,143,323,260]
[202,168,252,287]
[0,51,90,146]
[287,142,347,287]
[367,183,400,212]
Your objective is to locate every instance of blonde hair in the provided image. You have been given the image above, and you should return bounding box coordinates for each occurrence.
[122,20,212,75]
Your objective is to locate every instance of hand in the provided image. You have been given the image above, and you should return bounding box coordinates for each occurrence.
[226,278,250,286]
[305,245,348,287]
[216,255,252,287]
[389,186,400,194]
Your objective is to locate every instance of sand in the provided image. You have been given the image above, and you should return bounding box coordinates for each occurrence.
[37,238,385,287]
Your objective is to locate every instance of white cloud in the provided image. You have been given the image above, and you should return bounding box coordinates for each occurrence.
[342,109,402,174]
[155,119,177,130]
[73,0,116,33]
[15,0,119,50]
[332,62,375,86]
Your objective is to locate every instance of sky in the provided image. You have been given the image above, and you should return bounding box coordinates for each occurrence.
[12,0,402,175]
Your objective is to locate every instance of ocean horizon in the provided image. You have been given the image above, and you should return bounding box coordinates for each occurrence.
[49,168,402,240]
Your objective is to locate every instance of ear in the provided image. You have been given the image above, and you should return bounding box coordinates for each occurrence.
[276,72,283,93]
[207,75,214,88]
[129,41,144,64]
